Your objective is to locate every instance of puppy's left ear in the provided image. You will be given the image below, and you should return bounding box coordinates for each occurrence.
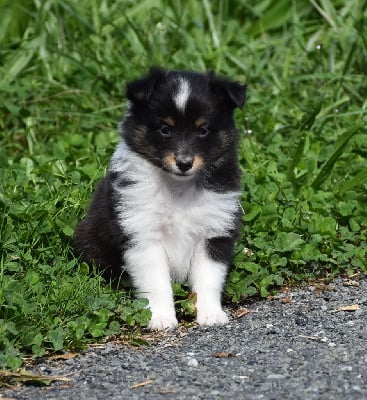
[224,81,247,109]
[126,67,166,103]
[209,73,247,109]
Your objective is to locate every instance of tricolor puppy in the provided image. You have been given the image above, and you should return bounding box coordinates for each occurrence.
[74,68,247,330]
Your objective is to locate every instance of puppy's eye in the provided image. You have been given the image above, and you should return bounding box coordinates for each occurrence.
[160,125,172,138]
[197,126,209,138]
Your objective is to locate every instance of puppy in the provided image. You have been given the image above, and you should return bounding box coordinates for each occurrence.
[74,68,247,330]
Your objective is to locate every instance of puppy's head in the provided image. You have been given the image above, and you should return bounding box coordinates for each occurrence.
[121,68,247,179]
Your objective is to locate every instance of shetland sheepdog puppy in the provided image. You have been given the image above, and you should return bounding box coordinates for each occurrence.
[74,68,247,330]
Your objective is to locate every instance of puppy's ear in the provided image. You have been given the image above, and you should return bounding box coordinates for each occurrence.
[224,81,248,109]
[209,72,247,109]
[126,67,166,103]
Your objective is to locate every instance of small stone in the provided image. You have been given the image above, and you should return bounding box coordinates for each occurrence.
[233,375,248,381]
[187,358,199,367]
[295,315,308,326]
[265,323,279,334]
[101,343,116,355]
[267,374,285,379]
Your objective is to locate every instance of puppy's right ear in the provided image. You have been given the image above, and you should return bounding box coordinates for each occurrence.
[126,67,166,103]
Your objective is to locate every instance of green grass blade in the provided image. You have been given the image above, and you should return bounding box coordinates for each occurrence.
[311,124,363,190]
[247,0,301,36]
[310,0,338,29]
[286,95,324,183]
[336,169,367,194]
[124,14,151,52]
[202,0,220,48]
[239,135,257,173]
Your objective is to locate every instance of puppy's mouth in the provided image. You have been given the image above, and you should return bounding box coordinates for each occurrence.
[172,170,195,179]
[162,153,203,179]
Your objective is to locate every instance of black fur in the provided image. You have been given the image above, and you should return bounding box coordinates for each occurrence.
[73,174,129,283]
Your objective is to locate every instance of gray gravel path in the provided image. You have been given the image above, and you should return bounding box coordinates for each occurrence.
[3,277,367,400]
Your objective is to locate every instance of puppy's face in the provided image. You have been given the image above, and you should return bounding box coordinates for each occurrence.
[121,68,247,179]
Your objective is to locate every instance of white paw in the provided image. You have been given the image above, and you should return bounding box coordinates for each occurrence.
[196,308,229,326]
[148,315,178,331]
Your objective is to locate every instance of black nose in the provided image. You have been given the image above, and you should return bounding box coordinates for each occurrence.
[176,158,193,172]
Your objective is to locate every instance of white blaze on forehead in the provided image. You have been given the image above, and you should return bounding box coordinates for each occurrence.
[174,77,190,112]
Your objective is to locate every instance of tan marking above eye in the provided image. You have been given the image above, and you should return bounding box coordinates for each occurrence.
[194,117,207,128]
[162,117,175,127]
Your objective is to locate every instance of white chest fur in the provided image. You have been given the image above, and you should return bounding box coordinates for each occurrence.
[110,141,240,282]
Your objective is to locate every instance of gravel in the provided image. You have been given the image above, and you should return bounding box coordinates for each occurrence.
[3,277,367,400]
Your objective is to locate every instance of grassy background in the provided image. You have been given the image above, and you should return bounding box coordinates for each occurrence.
[0,0,366,369]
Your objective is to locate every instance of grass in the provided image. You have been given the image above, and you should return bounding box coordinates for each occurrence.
[0,0,366,370]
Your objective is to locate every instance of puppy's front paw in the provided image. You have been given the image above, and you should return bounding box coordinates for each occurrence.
[196,307,229,326]
[148,315,178,331]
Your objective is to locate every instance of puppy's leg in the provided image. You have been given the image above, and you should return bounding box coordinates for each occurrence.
[190,241,229,326]
[124,244,178,330]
